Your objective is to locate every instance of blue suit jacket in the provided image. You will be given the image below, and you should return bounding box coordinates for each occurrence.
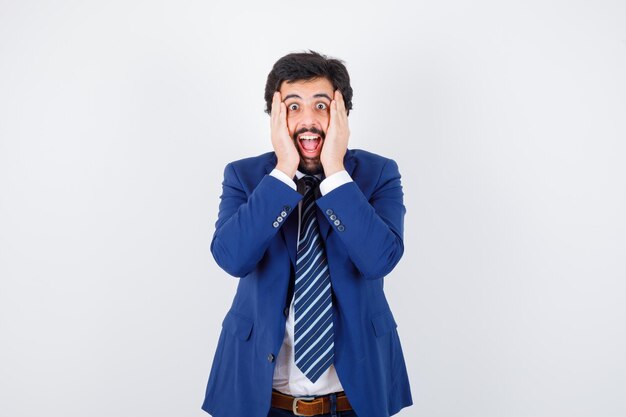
[202,149,413,417]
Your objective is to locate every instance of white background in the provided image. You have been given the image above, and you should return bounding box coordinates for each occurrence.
[1,1,625,416]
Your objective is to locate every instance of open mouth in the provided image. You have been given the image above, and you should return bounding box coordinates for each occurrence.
[298,133,322,154]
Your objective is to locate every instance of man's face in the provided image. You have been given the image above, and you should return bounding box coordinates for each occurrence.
[279,77,334,175]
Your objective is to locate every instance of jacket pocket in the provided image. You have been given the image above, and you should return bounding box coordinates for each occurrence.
[222,310,254,341]
[371,310,398,338]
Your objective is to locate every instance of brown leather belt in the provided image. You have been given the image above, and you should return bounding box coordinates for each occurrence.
[271,390,352,416]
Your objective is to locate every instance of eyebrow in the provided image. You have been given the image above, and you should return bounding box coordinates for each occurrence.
[282,93,332,102]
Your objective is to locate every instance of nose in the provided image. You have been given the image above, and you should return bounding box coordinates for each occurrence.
[297,106,319,130]
[300,106,317,126]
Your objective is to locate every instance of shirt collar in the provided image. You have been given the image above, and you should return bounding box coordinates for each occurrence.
[295,170,323,181]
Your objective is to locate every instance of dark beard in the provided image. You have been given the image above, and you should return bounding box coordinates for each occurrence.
[292,127,326,175]
[298,158,323,175]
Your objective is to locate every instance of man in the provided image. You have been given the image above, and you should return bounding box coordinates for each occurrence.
[202,51,412,417]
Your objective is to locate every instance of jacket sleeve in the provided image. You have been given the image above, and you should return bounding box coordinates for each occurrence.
[210,163,303,278]
[315,158,406,280]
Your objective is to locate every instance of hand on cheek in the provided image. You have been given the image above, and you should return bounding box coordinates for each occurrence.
[321,90,350,177]
[270,91,299,178]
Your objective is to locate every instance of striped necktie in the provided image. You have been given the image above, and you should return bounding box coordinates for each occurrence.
[294,175,334,383]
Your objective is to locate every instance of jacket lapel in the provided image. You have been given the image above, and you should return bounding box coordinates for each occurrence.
[264,155,277,176]
[344,151,357,177]
[282,211,299,267]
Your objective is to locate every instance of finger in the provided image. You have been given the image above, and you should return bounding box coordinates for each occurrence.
[336,92,349,126]
[329,99,337,129]
[280,102,289,130]
[334,90,346,114]
[271,91,281,121]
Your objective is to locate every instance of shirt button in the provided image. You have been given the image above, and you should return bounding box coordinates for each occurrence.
[330,214,337,221]
[267,353,275,363]
[326,209,333,215]
[272,221,279,228]
[337,225,345,232]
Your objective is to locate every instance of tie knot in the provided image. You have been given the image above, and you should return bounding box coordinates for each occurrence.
[299,175,320,195]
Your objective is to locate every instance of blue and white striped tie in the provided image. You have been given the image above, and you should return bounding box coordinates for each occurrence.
[294,175,334,383]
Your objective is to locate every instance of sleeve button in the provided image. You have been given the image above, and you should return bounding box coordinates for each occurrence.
[272,221,280,228]
[267,353,275,362]
[337,225,345,232]
[330,214,337,221]
[326,209,334,215]
[333,219,341,226]
[277,216,283,223]
[281,211,288,217]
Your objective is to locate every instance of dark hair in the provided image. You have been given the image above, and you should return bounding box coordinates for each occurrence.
[264,50,353,115]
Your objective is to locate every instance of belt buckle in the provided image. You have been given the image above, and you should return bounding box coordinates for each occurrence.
[292,396,315,416]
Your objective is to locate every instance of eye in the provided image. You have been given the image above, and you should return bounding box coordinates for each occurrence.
[316,102,328,110]
[288,103,299,111]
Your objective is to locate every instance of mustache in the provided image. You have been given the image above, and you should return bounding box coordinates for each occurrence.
[292,127,326,141]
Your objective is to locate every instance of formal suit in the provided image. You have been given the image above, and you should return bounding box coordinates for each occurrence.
[202,149,413,417]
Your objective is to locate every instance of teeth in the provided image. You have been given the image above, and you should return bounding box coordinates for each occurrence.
[299,135,319,140]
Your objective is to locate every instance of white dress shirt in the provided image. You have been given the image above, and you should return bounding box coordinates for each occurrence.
[269,168,352,396]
